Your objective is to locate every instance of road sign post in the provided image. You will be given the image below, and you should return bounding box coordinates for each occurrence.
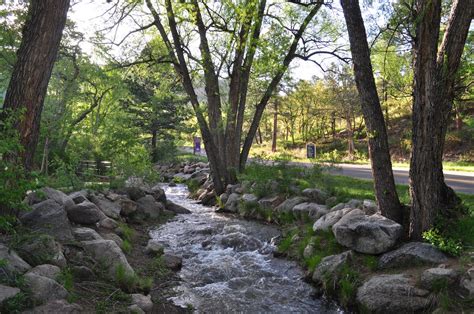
[193,137,201,155]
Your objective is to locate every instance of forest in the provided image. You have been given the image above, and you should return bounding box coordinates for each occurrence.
[0,0,473,313]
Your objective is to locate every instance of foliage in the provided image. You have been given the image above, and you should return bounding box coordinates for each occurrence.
[114,264,152,293]
[422,228,463,256]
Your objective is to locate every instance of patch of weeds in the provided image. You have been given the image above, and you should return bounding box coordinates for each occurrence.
[361,255,378,271]
[121,239,132,254]
[277,230,297,254]
[422,228,463,256]
[216,195,224,209]
[337,265,360,308]
[0,215,18,235]
[0,274,35,313]
[186,179,201,194]
[304,254,323,272]
[57,267,74,292]
[114,264,152,293]
[277,211,295,225]
[151,255,171,279]
[117,222,134,242]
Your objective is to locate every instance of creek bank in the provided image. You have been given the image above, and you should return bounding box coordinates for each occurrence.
[162,160,474,313]
[0,182,189,313]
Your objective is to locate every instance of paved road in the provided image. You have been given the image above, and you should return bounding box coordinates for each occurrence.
[325,163,473,195]
[180,147,473,194]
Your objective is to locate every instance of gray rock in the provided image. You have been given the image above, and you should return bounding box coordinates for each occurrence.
[420,267,459,289]
[105,192,123,202]
[102,233,123,247]
[131,293,153,312]
[81,239,134,278]
[24,273,68,303]
[136,195,164,219]
[346,199,362,209]
[224,193,241,213]
[258,195,284,209]
[122,187,146,201]
[312,251,353,284]
[90,194,121,219]
[20,199,73,241]
[23,299,83,314]
[325,196,338,207]
[16,235,66,268]
[357,274,432,313]
[99,217,119,230]
[332,209,403,254]
[67,201,102,225]
[68,190,89,204]
[241,194,259,206]
[0,243,31,278]
[162,253,182,271]
[144,240,164,256]
[151,185,167,203]
[119,199,137,217]
[301,188,328,204]
[219,193,229,206]
[73,227,102,241]
[27,264,61,280]
[362,199,379,215]
[128,304,145,314]
[292,202,328,221]
[330,203,346,212]
[71,266,94,281]
[0,284,20,303]
[461,267,474,296]
[378,242,448,269]
[312,208,353,232]
[226,184,242,194]
[275,196,308,214]
[166,201,191,214]
[26,187,75,211]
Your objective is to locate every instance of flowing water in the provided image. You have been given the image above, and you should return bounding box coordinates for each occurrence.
[150,184,341,313]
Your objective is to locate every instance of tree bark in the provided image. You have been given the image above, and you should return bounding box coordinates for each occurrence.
[1,0,70,170]
[340,0,403,223]
[272,101,278,152]
[409,0,472,239]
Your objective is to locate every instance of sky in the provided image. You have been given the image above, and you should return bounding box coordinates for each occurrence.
[69,1,344,82]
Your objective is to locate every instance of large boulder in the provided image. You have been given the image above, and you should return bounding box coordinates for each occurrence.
[20,199,73,241]
[292,202,328,221]
[150,185,167,203]
[26,264,61,280]
[420,267,459,289]
[81,239,134,278]
[23,299,83,314]
[120,187,146,201]
[223,193,241,213]
[275,196,308,214]
[0,284,20,304]
[26,187,74,211]
[166,201,191,214]
[90,195,121,219]
[312,251,353,285]
[68,190,89,205]
[136,195,164,219]
[378,242,448,269]
[99,217,119,230]
[131,293,153,312]
[0,243,31,278]
[24,273,68,303]
[241,194,259,207]
[144,239,164,256]
[356,274,432,313]
[16,235,66,268]
[66,201,103,225]
[162,253,183,271]
[72,227,102,242]
[119,199,137,217]
[332,209,403,254]
[258,195,284,209]
[301,188,328,204]
[312,208,353,232]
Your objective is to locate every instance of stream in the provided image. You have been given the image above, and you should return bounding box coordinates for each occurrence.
[149,184,342,313]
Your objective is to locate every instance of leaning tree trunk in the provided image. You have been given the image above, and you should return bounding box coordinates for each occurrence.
[1,0,70,170]
[340,0,403,223]
[272,101,278,152]
[409,0,472,239]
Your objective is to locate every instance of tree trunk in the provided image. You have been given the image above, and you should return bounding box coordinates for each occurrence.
[409,0,471,239]
[40,137,50,175]
[151,128,158,162]
[340,0,403,224]
[345,114,355,159]
[272,101,278,152]
[1,0,70,170]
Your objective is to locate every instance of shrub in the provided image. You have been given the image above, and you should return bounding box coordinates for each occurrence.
[422,228,463,256]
